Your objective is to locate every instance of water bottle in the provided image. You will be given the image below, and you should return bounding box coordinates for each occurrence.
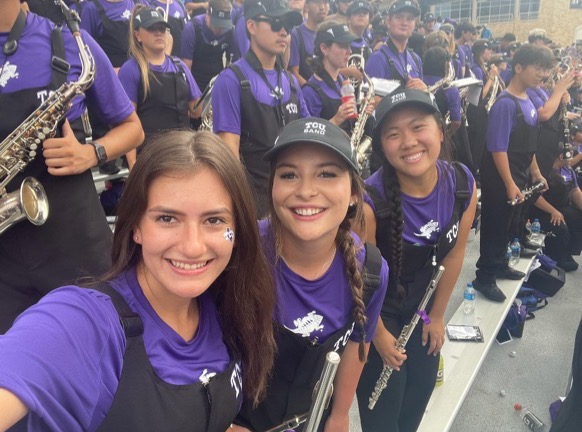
[531,219,541,241]
[506,242,512,264]
[463,282,475,315]
[435,356,444,387]
[525,219,532,234]
[510,238,521,267]
[340,80,358,119]
[514,403,546,431]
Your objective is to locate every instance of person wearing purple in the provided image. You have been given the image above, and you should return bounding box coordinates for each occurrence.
[364,0,426,91]
[0,131,277,432]
[233,118,388,432]
[356,89,477,432]
[473,44,555,302]
[180,0,234,94]
[288,0,329,87]
[0,2,143,337]
[211,0,308,217]
[454,21,476,77]
[81,0,135,69]
[342,0,372,85]
[144,0,189,57]
[119,6,201,166]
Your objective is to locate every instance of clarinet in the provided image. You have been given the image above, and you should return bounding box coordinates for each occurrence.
[368,265,445,410]
[265,351,341,432]
[507,181,546,206]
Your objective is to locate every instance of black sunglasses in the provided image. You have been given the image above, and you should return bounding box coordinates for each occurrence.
[253,17,294,33]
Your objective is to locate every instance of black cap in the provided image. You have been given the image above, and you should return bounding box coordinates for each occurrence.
[507,42,521,51]
[264,118,358,172]
[424,12,435,22]
[315,23,361,45]
[387,0,420,17]
[133,8,170,30]
[245,0,303,25]
[209,6,233,29]
[472,39,491,56]
[347,0,371,16]
[373,89,439,149]
[440,23,454,35]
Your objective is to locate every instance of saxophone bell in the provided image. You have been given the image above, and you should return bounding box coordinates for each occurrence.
[0,177,49,236]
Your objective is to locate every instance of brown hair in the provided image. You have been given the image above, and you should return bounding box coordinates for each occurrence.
[104,130,276,405]
[424,30,454,56]
[266,147,369,361]
[307,20,342,76]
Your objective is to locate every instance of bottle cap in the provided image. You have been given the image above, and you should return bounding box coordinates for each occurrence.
[514,403,522,411]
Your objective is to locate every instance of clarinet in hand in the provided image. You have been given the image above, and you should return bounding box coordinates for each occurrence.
[507,181,545,206]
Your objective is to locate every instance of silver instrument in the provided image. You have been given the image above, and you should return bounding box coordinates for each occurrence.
[194,75,217,131]
[369,265,445,410]
[0,0,95,235]
[351,67,375,174]
[427,61,456,94]
[507,181,546,206]
[485,74,501,112]
[347,48,365,101]
[370,78,401,97]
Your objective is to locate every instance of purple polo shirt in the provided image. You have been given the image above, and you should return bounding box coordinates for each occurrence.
[0,12,134,125]
[289,24,316,69]
[487,90,539,152]
[365,42,423,81]
[302,74,343,118]
[81,0,134,39]
[0,267,231,432]
[180,14,235,61]
[118,56,202,103]
[211,57,310,135]
[424,74,462,121]
[258,221,389,344]
[365,160,475,245]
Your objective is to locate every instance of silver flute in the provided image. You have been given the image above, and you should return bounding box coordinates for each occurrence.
[368,265,445,410]
[507,181,546,206]
[266,351,341,432]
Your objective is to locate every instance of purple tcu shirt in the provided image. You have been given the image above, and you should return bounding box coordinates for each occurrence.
[212,57,310,135]
[232,12,250,60]
[180,14,235,61]
[424,74,462,122]
[0,12,133,125]
[81,0,134,40]
[487,90,539,152]
[0,267,231,432]
[302,74,343,118]
[365,160,475,245]
[118,56,202,103]
[365,42,423,81]
[559,166,579,188]
[289,24,315,69]
[527,86,550,110]
[258,221,388,344]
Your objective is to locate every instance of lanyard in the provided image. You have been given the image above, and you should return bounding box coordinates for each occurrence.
[387,38,409,81]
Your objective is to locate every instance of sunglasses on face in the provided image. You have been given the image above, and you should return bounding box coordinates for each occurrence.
[254,16,294,33]
[144,24,168,33]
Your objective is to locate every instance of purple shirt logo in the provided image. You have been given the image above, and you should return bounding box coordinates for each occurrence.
[199,369,217,385]
[0,61,19,88]
[121,9,132,19]
[285,310,325,338]
[230,363,242,398]
[413,219,440,240]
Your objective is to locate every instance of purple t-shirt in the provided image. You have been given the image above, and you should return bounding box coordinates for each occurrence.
[0,12,134,125]
[527,86,550,110]
[453,46,465,79]
[0,268,231,432]
[559,166,579,188]
[118,56,202,103]
[350,39,369,57]
[460,43,473,68]
[302,74,343,118]
[289,24,316,69]
[81,0,134,39]
[470,63,485,82]
[180,14,234,61]
[424,74,462,121]
[258,221,388,344]
[211,57,310,135]
[232,12,250,60]
[365,160,475,245]
[487,90,538,152]
[365,43,423,81]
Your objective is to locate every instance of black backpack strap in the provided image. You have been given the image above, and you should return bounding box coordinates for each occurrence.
[50,26,71,88]
[229,63,251,91]
[362,242,383,306]
[171,56,187,81]
[91,282,144,338]
[284,70,297,94]
[365,184,391,220]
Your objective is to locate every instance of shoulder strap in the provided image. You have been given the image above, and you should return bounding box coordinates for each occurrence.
[362,242,383,306]
[92,0,106,15]
[296,26,307,57]
[365,184,390,219]
[378,46,395,79]
[229,63,251,90]
[407,49,422,73]
[50,26,71,88]
[451,161,471,204]
[171,56,186,79]
[284,70,297,94]
[91,282,144,338]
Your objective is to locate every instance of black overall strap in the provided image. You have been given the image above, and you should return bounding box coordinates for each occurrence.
[2,10,26,56]
[171,56,187,109]
[92,282,144,338]
[317,69,343,98]
[229,63,251,91]
[50,26,71,88]
[362,242,383,306]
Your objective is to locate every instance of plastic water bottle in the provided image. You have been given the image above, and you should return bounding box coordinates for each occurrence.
[531,219,541,241]
[514,403,546,431]
[340,80,358,119]
[463,282,475,315]
[435,356,444,387]
[525,219,532,234]
[510,238,521,267]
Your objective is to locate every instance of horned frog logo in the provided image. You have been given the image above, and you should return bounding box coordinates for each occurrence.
[285,311,324,338]
[121,9,132,19]
[198,368,217,385]
[414,219,440,240]
[0,61,19,88]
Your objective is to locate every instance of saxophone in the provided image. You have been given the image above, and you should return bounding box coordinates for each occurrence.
[0,1,95,235]
[427,60,455,94]
[485,75,500,112]
[368,265,445,410]
[350,67,375,174]
[197,75,217,132]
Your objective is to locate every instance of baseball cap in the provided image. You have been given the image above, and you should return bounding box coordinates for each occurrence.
[472,39,491,56]
[133,8,170,30]
[387,0,420,17]
[315,23,362,45]
[245,0,303,25]
[347,0,371,16]
[440,23,454,35]
[209,6,233,29]
[264,118,358,172]
[528,28,547,42]
[424,12,435,22]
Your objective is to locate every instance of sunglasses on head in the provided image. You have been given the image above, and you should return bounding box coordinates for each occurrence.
[254,16,294,33]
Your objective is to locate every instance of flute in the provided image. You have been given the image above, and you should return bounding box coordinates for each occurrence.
[507,181,545,206]
[368,265,445,410]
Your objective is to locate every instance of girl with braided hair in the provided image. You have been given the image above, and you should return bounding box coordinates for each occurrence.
[356,89,477,432]
[234,118,388,432]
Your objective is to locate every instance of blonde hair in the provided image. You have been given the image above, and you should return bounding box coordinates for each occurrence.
[424,30,455,56]
[128,4,158,102]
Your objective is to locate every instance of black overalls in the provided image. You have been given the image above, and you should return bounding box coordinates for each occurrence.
[296,27,313,81]
[466,64,489,176]
[476,94,539,283]
[93,284,241,432]
[236,244,383,432]
[304,72,348,132]
[190,19,231,92]
[229,52,300,217]
[26,0,64,24]
[357,163,471,432]
[136,58,190,144]
[92,0,130,68]
[0,26,111,333]
[532,87,564,178]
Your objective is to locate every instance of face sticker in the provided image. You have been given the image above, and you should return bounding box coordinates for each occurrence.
[223,227,235,243]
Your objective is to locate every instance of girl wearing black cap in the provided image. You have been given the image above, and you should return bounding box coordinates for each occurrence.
[355,89,477,432]
[119,5,201,166]
[234,118,388,432]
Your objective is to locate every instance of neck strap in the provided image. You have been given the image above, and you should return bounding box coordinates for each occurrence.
[3,10,27,57]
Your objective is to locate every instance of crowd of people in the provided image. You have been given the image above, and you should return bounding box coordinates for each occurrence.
[0,0,581,430]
